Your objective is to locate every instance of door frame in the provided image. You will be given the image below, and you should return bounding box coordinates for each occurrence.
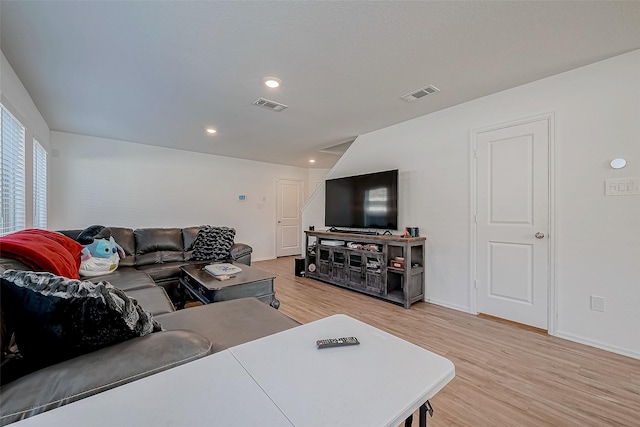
[469,112,557,335]
[275,178,305,257]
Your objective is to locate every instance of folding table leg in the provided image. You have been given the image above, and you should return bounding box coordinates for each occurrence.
[419,400,434,427]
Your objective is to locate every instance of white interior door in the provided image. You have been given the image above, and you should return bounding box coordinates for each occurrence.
[276,179,303,257]
[475,118,550,329]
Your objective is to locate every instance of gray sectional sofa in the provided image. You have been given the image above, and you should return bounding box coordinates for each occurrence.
[57,226,253,307]
[0,226,300,425]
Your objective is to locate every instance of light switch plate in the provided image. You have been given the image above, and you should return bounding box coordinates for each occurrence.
[605,178,640,196]
[590,296,605,312]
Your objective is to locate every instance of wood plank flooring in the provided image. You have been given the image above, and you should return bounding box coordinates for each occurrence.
[254,256,640,427]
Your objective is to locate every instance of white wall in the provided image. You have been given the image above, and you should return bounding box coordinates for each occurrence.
[50,132,310,261]
[1,51,52,228]
[302,50,640,358]
[306,168,329,203]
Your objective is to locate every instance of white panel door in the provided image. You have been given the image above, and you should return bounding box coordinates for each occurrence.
[476,118,549,329]
[276,179,303,257]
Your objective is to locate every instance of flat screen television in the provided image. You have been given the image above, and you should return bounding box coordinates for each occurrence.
[325,169,398,230]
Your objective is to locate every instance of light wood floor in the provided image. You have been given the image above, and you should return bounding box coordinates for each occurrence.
[254,256,640,427]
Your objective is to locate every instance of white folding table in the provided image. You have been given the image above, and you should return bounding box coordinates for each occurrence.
[12,314,455,427]
[230,314,455,427]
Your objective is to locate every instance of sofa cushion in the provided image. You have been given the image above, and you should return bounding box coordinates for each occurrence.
[156,297,300,353]
[0,270,162,368]
[0,330,212,426]
[182,226,200,251]
[135,228,183,254]
[89,267,156,292]
[191,226,236,261]
[135,228,184,266]
[126,287,175,316]
[108,227,136,267]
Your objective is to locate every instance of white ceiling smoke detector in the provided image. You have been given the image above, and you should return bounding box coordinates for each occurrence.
[610,158,626,169]
[400,85,440,103]
[254,98,288,112]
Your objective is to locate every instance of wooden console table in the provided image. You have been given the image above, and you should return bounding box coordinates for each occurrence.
[305,231,425,308]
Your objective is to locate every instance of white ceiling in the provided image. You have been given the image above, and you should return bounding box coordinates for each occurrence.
[2,1,640,169]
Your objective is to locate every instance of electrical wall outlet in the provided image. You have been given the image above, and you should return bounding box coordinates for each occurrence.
[590,295,605,312]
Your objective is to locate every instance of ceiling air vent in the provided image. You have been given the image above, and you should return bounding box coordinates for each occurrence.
[400,85,440,103]
[253,98,288,112]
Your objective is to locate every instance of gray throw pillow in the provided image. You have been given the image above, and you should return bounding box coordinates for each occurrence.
[191,226,236,261]
[0,270,162,368]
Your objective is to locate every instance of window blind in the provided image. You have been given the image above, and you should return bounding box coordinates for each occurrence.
[33,139,47,229]
[1,105,27,236]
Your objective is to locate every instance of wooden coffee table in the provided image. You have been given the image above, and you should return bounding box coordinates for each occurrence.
[179,263,280,309]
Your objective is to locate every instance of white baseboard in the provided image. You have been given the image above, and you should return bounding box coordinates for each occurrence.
[253,255,301,262]
[555,330,640,360]
[251,256,276,262]
[426,301,640,360]
[424,298,470,313]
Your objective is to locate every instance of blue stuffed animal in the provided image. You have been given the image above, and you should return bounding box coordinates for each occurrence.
[84,236,124,258]
[77,225,125,277]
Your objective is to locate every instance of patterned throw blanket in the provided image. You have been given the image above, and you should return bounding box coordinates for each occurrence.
[1,269,161,365]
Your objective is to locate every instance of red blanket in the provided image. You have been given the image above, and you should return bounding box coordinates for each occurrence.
[0,229,83,279]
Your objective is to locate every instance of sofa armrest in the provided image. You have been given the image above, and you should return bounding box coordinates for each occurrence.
[229,243,252,266]
[0,330,212,425]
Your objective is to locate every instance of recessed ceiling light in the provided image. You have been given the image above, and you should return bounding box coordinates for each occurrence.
[263,77,282,89]
[309,159,316,163]
[206,128,217,134]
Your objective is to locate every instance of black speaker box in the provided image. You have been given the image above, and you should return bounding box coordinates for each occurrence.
[294,257,306,277]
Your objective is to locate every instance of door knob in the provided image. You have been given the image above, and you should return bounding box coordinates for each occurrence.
[535,232,545,239]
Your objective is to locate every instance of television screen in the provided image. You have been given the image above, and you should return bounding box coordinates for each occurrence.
[325,169,398,230]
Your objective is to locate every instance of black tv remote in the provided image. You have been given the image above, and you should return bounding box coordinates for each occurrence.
[316,337,360,349]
